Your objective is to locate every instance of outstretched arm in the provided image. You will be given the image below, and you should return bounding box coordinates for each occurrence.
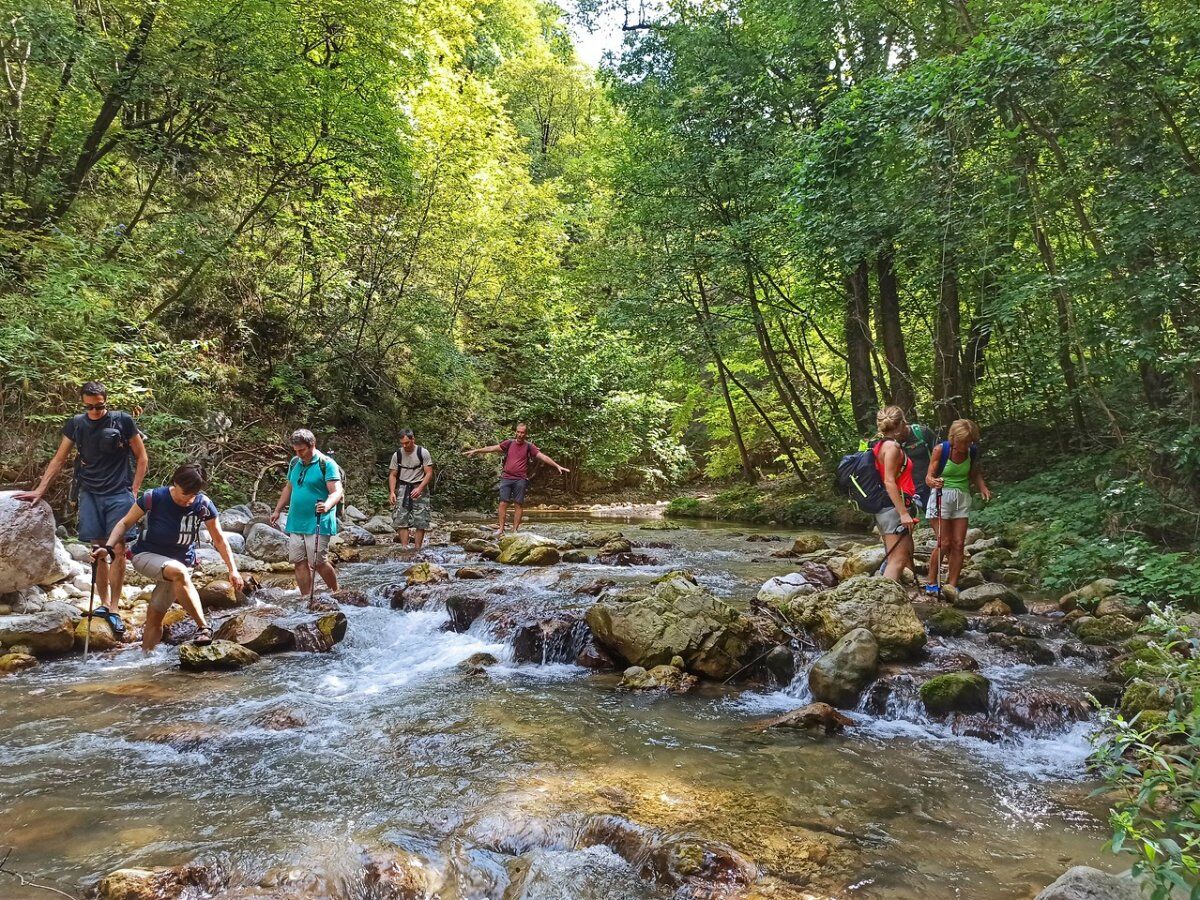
[463,444,503,457]
[536,451,569,475]
[15,436,75,503]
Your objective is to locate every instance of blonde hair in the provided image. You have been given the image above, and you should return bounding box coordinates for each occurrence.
[948,418,981,444]
[876,405,908,440]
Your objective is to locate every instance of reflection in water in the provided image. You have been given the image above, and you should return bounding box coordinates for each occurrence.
[0,515,1114,899]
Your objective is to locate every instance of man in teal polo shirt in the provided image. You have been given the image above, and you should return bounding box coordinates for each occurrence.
[270,429,343,595]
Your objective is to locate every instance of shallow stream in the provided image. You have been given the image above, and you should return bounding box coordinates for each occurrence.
[0,514,1117,898]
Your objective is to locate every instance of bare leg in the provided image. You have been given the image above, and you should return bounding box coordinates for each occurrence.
[928,518,942,584]
[882,530,913,581]
[294,561,313,596]
[497,501,509,534]
[142,605,166,651]
[314,561,339,592]
[91,545,111,606]
[109,542,128,608]
[512,503,524,533]
[947,518,969,587]
[165,562,208,629]
[413,529,425,550]
[398,527,410,548]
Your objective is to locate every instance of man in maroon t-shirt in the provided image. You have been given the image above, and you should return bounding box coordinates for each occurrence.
[464,423,569,534]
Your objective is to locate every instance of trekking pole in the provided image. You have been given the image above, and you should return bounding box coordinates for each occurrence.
[82,556,97,661]
[934,487,944,596]
[308,502,321,605]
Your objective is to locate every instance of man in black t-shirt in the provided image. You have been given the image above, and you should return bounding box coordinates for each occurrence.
[16,381,148,635]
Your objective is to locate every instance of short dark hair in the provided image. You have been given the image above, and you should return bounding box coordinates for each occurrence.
[80,381,107,399]
[291,428,316,448]
[399,428,415,439]
[172,464,206,494]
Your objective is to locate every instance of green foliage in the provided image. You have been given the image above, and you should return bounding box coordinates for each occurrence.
[1092,608,1200,898]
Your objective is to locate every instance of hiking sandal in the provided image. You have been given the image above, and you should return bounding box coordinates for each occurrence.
[94,606,127,637]
[193,626,213,646]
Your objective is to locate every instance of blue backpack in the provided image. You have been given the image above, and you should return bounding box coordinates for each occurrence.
[933,441,979,477]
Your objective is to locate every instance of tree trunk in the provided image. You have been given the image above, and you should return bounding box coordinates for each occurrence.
[844,259,878,433]
[694,272,755,482]
[933,254,963,429]
[875,247,915,413]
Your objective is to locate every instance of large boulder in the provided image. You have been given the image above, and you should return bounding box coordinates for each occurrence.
[756,573,818,607]
[0,609,76,656]
[74,617,120,651]
[179,640,260,671]
[585,577,752,679]
[291,612,348,652]
[446,595,485,632]
[807,627,878,708]
[1073,614,1138,645]
[920,672,990,716]
[342,525,377,547]
[363,514,394,535]
[1033,866,1143,900]
[244,523,289,563]
[214,613,296,654]
[0,491,57,593]
[1058,578,1120,613]
[38,538,75,587]
[838,546,887,580]
[926,607,967,637]
[497,533,560,566]
[790,532,827,555]
[0,652,37,675]
[198,580,246,611]
[218,505,253,535]
[767,575,925,661]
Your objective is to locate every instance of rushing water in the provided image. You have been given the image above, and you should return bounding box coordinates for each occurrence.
[0,513,1117,899]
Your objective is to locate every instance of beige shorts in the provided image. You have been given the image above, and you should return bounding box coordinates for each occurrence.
[132,552,188,615]
[288,532,331,566]
[926,487,972,520]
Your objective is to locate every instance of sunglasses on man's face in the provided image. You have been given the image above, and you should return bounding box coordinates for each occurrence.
[82,403,107,411]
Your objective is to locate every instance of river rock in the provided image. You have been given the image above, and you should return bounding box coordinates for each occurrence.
[0,651,37,674]
[362,850,437,899]
[97,863,217,900]
[620,663,697,692]
[999,689,1089,732]
[838,546,886,580]
[1119,678,1176,722]
[967,546,1016,576]
[214,612,295,654]
[74,616,120,651]
[179,639,260,671]
[986,632,1056,665]
[1073,614,1137,645]
[926,607,967,636]
[445,594,485,632]
[0,609,76,656]
[562,549,589,563]
[361,514,391,534]
[1059,578,1122,614]
[808,627,877,709]
[1095,595,1148,621]
[756,572,818,606]
[292,612,348,652]
[1034,866,1143,900]
[0,491,57,594]
[244,523,289,563]
[920,671,990,716]
[37,538,74,587]
[744,702,854,734]
[342,524,377,546]
[585,576,752,679]
[497,533,560,566]
[767,575,925,661]
[790,532,827,554]
[451,526,492,544]
[459,651,499,675]
[576,636,615,669]
[512,617,577,663]
[598,537,633,556]
[954,582,1023,613]
[405,561,449,584]
[197,579,246,611]
[977,599,1013,617]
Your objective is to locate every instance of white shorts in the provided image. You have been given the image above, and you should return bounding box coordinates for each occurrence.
[131,552,189,615]
[288,533,331,566]
[926,488,971,520]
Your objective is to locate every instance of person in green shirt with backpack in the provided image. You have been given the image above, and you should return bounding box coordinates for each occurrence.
[270,429,343,596]
[925,418,992,592]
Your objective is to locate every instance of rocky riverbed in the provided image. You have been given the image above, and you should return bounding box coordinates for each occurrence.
[0,505,1141,899]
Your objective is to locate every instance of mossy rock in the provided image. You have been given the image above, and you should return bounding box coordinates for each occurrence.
[1119,678,1177,720]
[926,608,967,637]
[1073,614,1137,645]
[1108,648,1165,684]
[561,549,589,564]
[790,532,827,555]
[919,671,990,716]
[404,562,449,585]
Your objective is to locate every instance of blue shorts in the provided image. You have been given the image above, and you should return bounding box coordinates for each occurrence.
[78,490,136,544]
[499,477,528,504]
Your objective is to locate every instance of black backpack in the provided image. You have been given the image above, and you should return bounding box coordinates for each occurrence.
[395,445,439,495]
[835,441,906,515]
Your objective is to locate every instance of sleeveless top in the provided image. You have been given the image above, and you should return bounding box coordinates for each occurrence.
[872,440,915,502]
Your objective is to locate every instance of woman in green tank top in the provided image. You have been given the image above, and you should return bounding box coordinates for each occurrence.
[925,418,992,591]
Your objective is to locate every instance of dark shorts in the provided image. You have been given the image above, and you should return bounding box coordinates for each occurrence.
[78,489,136,544]
[499,477,528,504]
